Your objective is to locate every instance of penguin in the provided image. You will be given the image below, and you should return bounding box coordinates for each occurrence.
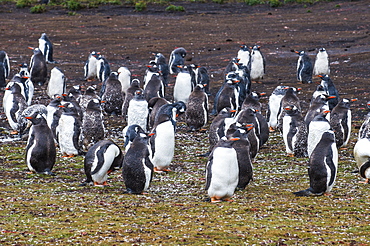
[82,140,123,186]
[18,104,48,136]
[276,87,301,133]
[117,67,131,94]
[319,74,339,110]
[18,66,34,106]
[296,50,313,84]
[304,94,335,128]
[124,124,147,153]
[237,44,251,71]
[205,136,240,203]
[189,64,210,95]
[4,83,27,135]
[173,65,193,103]
[233,62,250,99]
[168,47,186,74]
[61,88,83,121]
[143,65,164,102]
[123,133,154,194]
[84,51,100,81]
[0,50,10,88]
[25,112,56,175]
[38,33,56,64]
[101,72,124,115]
[293,130,338,196]
[358,101,370,139]
[152,101,186,128]
[56,103,82,157]
[250,45,265,82]
[313,47,330,75]
[97,55,111,82]
[185,84,208,131]
[126,89,149,133]
[122,79,141,120]
[207,107,236,156]
[3,74,31,110]
[81,99,105,151]
[148,97,169,129]
[224,57,240,77]
[282,105,308,157]
[311,84,327,101]
[77,85,100,111]
[330,98,355,148]
[307,110,331,157]
[267,85,289,131]
[353,133,370,184]
[214,72,241,115]
[29,47,47,86]
[241,92,263,112]
[68,84,83,100]
[47,67,66,99]
[153,52,169,86]
[46,95,63,142]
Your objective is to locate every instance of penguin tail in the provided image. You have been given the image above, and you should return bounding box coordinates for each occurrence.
[293,188,313,197]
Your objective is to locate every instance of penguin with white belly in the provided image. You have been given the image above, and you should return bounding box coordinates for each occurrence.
[117,67,131,94]
[46,95,63,142]
[4,83,28,135]
[38,33,56,64]
[153,52,169,86]
[122,79,141,120]
[250,45,265,83]
[313,48,330,75]
[296,50,313,84]
[293,130,338,196]
[358,101,370,139]
[84,51,100,81]
[318,74,339,110]
[25,112,56,175]
[214,72,241,114]
[29,47,47,86]
[97,55,111,83]
[169,47,186,74]
[267,85,289,131]
[237,44,251,71]
[0,50,10,88]
[304,94,334,128]
[18,68,34,106]
[47,67,66,98]
[82,140,123,186]
[126,89,149,133]
[276,87,301,133]
[330,98,355,148]
[148,97,169,129]
[123,133,154,194]
[173,65,193,104]
[205,136,240,203]
[143,65,164,102]
[307,110,331,157]
[353,131,370,184]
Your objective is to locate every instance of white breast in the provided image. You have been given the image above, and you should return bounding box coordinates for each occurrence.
[173,72,192,103]
[150,121,175,170]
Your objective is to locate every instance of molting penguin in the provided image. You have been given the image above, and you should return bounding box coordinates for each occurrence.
[117,67,131,94]
[185,84,208,131]
[307,110,331,157]
[84,51,100,81]
[47,67,66,98]
[241,92,263,112]
[311,84,326,101]
[267,85,289,131]
[282,105,308,157]
[330,98,354,148]
[173,65,193,103]
[169,47,186,74]
[123,133,154,194]
[353,131,370,184]
[0,50,10,88]
[82,140,123,186]
[29,47,47,86]
[101,72,124,115]
[38,33,56,64]
[237,44,251,71]
[205,136,240,203]
[318,74,339,110]
[296,50,313,84]
[358,101,370,139]
[126,89,149,133]
[250,45,265,83]
[122,79,141,120]
[313,48,330,75]
[293,130,338,196]
[81,99,105,151]
[4,83,27,135]
[18,104,48,136]
[77,85,100,112]
[153,52,169,86]
[124,124,147,153]
[25,112,56,175]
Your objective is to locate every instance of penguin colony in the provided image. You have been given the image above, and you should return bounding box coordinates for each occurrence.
[0,34,366,201]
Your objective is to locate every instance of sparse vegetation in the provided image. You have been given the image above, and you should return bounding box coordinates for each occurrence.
[134,0,146,11]
[15,0,32,8]
[64,0,83,10]
[165,4,185,11]
[30,3,46,12]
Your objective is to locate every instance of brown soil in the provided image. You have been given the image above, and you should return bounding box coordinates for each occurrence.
[0,0,369,133]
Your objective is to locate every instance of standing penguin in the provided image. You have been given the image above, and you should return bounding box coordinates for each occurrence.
[153,52,169,86]
[4,83,27,135]
[56,103,82,157]
[3,74,32,110]
[173,65,193,103]
[330,98,354,148]
[214,72,241,114]
[82,140,123,186]
[122,79,141,120]
[0,50,10,88]
[185,84,208,131]
[282,105,308,157]
[296,50,313,84]
[293,130,338,196]
[46,95,63,142]
[18,66,34,106]
[250,45,265,83]
[77,85,100,112]
[319,74,339,110]
[47,67,66,98]
[123,133,154,194]
[205,136,240,203]
[267,85,289,131]
[124,124,147,153]
[313,48,330,75]
[126,89,149,132]
[189,64,210,95]
[148,97,169,129]
[97,55,111,83]
[304,94,334,128]
[117,67,131,94]
[237,44,251,71]
[38,33,56,64]
[29,47,47,86]
[307,111,331,157]
[25,112,56,175]
[276,87,301,132]
[143,65,164,102]
[101,72,124,115]
[84,51,100,81]
[358,101,370,139]
[353,132,370,184]
[81,99,105,150]
[169,47,187,74]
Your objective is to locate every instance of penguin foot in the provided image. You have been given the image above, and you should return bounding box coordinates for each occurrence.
[62,154,76,158]
[94,181,108,187]
[10,130,19,135]
[210,197,222,203]
[199,128,208,133]
[154,167,171,173]
[269,127,275,132]
[358,178,369,184]
[287,153,295,157]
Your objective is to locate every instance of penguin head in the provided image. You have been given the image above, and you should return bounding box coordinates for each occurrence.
[25,112,46,126]
[109,72,119,80]
[173,101,187,115]
[367,101,370,109]
[225,72,240,84]
[86,98,103,111]
[295,50,305,56]
[133,89,145,100]
[8,82,22,94]
[319,47,326,52]
[130,79,141,88]
[239,44,250,52]
[284,105,300,116]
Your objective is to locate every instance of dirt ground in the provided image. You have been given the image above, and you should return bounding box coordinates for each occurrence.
[0,0,369,132]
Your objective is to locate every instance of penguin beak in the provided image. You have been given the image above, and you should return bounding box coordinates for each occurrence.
[245,123,254,131]
[148,132,155,136]
[323,110,330,114]
[58,105,65,108]
[25,116,33,119]
[229,137,240,141]
[351,98,358,102]
[328,96,336,99]
[295,50,299,54]
[28,47,35,50]
[100,100,106,103]
[230,110,236,113]
[297,87,302,91]
[318,75,324,78]
[284,107,292,110]
[260,92,266,96]
[5,87,10,90]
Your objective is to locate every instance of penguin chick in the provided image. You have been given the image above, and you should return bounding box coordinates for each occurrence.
[81,99,105,151]
[185,84,209,131]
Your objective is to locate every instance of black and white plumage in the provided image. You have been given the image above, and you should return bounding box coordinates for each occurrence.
[205,136,240,203]
[354,133,370,184]
[304,94,333,128]
[77,85,100,111]
[0,50,10,88]
[126,89,149,133]
[143,64,164,102]
[185,84,208,131]
[241,92,263,112]
[122,79,141,119]
[307,111,331,157]
[18,104,48,136]
[267,85,289,131]
[101,72,124,115]
[97,55,111,83]
[153,52,169,86]
[123,133,153,194]
[330,98,353,148]
[62,89,83,121]
[4,83,27,134]
[82,140,123,186]
[237,44,251,72]
[168,47,186,74]
[3,74,31,110]
[47,67,66,98]
[250,45,265,82]
[282,105,308,157]
[81,99,105,151]
[25,112,56,175]
[296,50,313,84]
[313,48,330,75]
[46,95,63,142]
[84,51,100,81]
[17,65,34,106]
[38,33,56,64]
[148,97,169,129]
[293,130,338,196]
[358,101,370,139]
[318,74,339,110]
[117,67,131,93]
[189,64,210,95]
[311,84,327,101]
[214,72,241,115]
[276,87,301,132]
[173,66,193,103]
[124,124,147,153]
[29,47,47,86]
